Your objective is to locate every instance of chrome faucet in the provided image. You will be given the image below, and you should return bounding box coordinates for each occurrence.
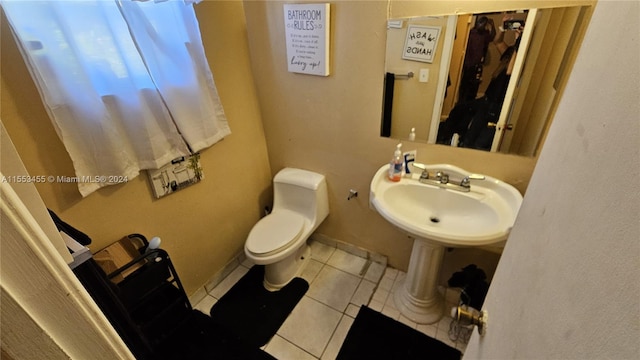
[410,163,486,192]
[460,174,486,188]
[413,163,451,185]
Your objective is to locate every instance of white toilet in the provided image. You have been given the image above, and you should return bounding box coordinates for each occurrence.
[244,168,329,291]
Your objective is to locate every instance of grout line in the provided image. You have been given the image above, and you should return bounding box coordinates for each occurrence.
[318,314,342,360]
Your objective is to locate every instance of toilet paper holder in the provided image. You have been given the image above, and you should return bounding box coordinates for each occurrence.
[451,305,489,336]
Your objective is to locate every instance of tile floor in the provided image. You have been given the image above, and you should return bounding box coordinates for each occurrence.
[193,241,470,359]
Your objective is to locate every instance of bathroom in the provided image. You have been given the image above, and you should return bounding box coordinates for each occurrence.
[1,0,638,359]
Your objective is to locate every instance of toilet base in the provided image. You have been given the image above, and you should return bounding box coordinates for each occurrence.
[263,244,311,292]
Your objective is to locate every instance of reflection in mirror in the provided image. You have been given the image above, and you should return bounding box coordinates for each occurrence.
[381,6,591,157]
[437,11,529,151]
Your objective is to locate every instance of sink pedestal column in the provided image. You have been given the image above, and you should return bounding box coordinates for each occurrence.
[393,238,445,324]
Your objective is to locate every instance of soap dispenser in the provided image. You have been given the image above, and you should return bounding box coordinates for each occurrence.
[388,143,403,182]
[409,128,416,141]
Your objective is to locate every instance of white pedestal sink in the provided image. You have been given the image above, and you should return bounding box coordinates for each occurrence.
[370,164,522,324]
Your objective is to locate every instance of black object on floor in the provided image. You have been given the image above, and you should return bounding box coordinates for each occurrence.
[209,265,309,347]
[337,305,462,360]
[448,264,489,310]
[154,310,276,360]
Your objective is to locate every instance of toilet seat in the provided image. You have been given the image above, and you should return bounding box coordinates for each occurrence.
[246,211,305,256]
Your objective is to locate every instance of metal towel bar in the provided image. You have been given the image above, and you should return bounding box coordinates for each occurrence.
[393,72,414,80]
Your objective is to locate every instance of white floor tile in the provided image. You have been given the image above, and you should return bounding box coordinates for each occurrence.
[310,241,335,263]
[457,336,470,353]
[188,286,208,308]
[383,267,399,280]
[371,288,389,304]
[384,289,398,309]
[449,322,473,345]
[381,303,401,320]
[436,332,458,349]
[436,314,453,334]
[391,274,406,294]
[435,316,458,349]
[398,315,417,329]
[378,276,394,291]
[364,261,386,283]
[349,280,376,307]
[344,304,360,318]
[278,296,342,358]
[416,323,438,338]
[264,335,317,360]
[307,265,360,312]
[368,299,384,312]
[321,315,354,360]
[326,249,368,277]
[192,294,217,315]
[300,259,324,284]
[208,265,249,299]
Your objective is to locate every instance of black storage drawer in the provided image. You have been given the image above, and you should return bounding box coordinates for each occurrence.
[78,237,193,358]
[110,248,192,348]
[118,255,173,310]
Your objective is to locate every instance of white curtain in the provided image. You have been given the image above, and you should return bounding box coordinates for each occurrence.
[2,0,230,197]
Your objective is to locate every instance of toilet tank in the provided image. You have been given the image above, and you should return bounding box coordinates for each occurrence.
[273,168,329,229]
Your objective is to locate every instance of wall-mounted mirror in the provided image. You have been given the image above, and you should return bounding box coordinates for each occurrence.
[381,5,591,157]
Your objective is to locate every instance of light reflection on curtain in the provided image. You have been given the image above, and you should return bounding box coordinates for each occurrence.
[2,0,230,196]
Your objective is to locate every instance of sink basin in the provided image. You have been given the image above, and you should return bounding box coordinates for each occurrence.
[370,163,522,246]
[370,163,522,324]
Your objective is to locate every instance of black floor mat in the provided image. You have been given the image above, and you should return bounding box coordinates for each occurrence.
[209,265,309,347]
[154,310,276,360]
[337,305,462,360]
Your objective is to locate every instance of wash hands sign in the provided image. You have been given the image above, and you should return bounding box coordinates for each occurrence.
[403,25,441,63]
[284,3,330,76]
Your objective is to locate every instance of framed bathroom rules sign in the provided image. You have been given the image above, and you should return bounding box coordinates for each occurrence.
[284,3,330,76]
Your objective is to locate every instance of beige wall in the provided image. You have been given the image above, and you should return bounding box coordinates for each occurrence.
[2,0,593,297]
[1,1,272,295]
[243,0,546,273]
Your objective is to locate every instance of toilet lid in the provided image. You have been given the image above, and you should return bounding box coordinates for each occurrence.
[246,211,305,255]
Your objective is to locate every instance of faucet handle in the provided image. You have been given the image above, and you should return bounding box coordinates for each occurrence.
[436,171,449,184]
[411,162,429,179]
[461,174,485,188]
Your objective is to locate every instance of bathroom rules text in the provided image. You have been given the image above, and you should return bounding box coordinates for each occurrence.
[284,3,330,76]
